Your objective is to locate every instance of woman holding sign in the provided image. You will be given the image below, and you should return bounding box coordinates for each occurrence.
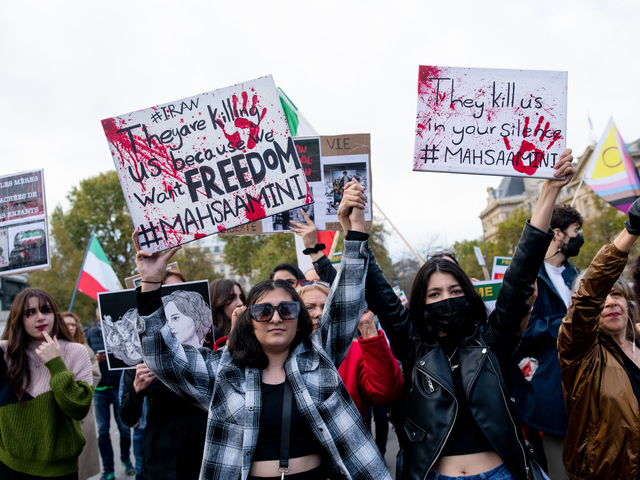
[132,184,390,479]
[357,150,575,480]
[0,289,94,479]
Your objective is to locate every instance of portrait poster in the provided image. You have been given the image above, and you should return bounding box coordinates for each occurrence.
[102,75,312,253]
[221,134,373,235]
[98,280,212,370]
[0,169,50,276]
[414,66,567,179]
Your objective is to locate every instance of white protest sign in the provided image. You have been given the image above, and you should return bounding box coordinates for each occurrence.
[473,246,486,266]
[0,169,50,277]
[102,75,312,253]
[492,256,512,280]
[414,66,567,179]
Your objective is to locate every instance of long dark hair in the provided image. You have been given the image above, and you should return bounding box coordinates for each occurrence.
[61,311,87,344]
[408,258,488,342]
[2,288,72,403]
[209,279,246,337]
[229,280,313,369]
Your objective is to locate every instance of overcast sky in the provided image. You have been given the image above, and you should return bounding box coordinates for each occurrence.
[2,0,639,261]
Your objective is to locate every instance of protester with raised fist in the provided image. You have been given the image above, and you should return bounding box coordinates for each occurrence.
[558,197,640,480]
[0,289,94,479]
[132,180,390,479]
[357,150,575,480]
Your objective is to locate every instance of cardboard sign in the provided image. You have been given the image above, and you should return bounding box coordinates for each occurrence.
[414,66,567,179]
[0,169,50,276]
[98,280,212,370]
[473,279,502,313]
[221,134,373,235]
[492,256,512,280]
[102,75,312,253]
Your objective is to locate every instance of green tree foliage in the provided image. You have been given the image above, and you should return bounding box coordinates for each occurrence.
[223,219,395,284]
[171,243,224,284]
[494,207,532,256]
[223,232,298,282]
[573,193,638,271]
[451,239,498,281]
[30,171,134,324]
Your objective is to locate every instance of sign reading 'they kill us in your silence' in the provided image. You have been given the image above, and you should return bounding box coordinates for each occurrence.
[413,66,567,179]
[102,75,312,253]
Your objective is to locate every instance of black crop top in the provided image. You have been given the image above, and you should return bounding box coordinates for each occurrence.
[252,382,322,462]
[440,337,494,457]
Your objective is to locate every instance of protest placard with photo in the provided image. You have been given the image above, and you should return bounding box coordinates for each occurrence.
[98,280,212,370]
[414,66,567,179]
[0,169,50,276]
[102,75,312,253]
[221,134,372,235]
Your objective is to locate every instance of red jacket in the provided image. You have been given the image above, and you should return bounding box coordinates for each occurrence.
[338,330,403,420]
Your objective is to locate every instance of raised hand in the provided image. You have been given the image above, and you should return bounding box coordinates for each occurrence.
[338,180,366,233]
[545,148,576,190]
[357,309,377,339]
[231,305,246,331]
[132,228,181,291]
[35,331,61,364]
[133,363,156,394]
[289,209,318,249]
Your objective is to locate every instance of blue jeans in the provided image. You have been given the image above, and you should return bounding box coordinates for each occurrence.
[94,388,132,473]
[427,463,514,480]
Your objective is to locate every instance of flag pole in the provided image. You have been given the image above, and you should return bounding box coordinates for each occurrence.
[571,176,585,207]
[69,226,96,312]
[373,200,424,265]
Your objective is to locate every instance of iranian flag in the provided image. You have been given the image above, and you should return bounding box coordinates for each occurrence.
[278,88,319,137]
[77,237,121,300]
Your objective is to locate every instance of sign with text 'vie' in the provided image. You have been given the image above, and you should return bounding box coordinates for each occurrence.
[414,66,567,179]
[102,76,312,253]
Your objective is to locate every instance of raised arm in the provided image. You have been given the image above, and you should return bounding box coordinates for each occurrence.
[489,149,575,354]
[559,200,640,364]
[133,231,217,410]
[316,181,370,368]
[290,210,338,285]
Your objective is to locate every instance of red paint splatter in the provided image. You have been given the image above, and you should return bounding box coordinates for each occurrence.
[503,137,511,150]
[418,65,441,86]
[245,200,265,222]
[514,140,542,176]
[194,233,206,239]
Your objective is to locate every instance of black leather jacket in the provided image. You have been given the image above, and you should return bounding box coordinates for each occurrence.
[362,222,553,480]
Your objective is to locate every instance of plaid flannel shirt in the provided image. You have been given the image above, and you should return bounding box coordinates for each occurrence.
[137,237,392,480]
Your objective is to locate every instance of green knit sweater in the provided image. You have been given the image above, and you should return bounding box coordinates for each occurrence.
[0,340,94,477]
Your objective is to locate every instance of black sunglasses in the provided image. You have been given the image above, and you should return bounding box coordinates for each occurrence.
[427,250,458,263]
[251,302,300,322]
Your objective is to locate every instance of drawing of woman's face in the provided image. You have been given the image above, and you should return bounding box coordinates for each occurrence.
[165,301,199,347]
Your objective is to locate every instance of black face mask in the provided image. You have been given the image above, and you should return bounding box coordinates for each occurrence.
[424,296,471,336]
[562,232,584,258]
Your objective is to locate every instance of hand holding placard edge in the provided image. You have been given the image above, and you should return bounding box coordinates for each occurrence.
[132,228,181,292]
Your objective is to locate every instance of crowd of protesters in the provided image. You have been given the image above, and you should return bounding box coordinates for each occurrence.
[6,146,640,480]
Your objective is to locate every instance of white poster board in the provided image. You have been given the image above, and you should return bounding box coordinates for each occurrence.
[0,169,50,276]
[102,75,312,253]
[414,66,567,179]
[492,256,512,280]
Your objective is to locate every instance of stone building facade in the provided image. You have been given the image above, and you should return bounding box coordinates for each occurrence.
[480,139,640,242]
